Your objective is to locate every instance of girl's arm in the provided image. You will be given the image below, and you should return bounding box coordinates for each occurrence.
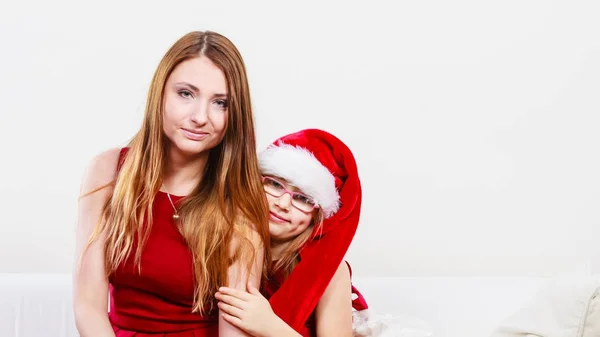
[73,148,120,337]
[216,284,301,337]
[314,261,353,337]
[216,261,353,337]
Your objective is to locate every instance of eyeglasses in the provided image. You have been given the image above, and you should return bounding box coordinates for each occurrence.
[261,176,319,213]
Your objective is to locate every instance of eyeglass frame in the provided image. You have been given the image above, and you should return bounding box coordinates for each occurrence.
[261,176,320,212]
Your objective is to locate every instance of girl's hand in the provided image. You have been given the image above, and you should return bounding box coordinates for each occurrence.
[215,283,279,337]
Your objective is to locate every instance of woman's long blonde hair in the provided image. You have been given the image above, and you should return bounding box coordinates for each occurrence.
[85,31,270,314]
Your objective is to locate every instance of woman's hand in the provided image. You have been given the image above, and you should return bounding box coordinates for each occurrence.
[215,283,281,337]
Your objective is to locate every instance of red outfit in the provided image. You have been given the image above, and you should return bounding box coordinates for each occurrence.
[262,261,369,337]
[108,148,218,336]
[263,266,316,337]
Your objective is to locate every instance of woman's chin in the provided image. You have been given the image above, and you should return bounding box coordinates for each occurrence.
[168,136,220,157]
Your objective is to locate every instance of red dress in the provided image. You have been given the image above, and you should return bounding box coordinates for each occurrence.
[108,148,218,336]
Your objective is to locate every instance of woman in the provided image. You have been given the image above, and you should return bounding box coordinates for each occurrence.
[73,31,270,337]
[215,129,368,337]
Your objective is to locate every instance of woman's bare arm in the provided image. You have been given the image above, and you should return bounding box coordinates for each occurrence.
[218,227,266,337]
[73,148,120,337]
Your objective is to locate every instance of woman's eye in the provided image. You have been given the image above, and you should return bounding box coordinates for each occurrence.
[178,90,194,99]
[214,100,228,109]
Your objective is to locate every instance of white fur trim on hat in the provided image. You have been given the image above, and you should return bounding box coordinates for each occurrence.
[259,143,340,218]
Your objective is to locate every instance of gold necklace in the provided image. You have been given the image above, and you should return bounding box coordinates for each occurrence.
[162,183,180,220]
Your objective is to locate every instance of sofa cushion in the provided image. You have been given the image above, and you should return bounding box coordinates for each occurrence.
[491,276,600,337]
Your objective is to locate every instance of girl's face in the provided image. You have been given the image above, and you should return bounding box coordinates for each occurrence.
[162,56,229,158]
[263,176,318,242]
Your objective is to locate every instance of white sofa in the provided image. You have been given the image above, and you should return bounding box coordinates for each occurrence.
[0,273,597,337]
[352,276,551,337]
[0,274,77,337]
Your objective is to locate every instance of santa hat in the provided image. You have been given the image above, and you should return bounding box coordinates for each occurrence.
[259,128,363,332]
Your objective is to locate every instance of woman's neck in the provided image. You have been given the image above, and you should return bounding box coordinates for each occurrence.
[162,146,210,196]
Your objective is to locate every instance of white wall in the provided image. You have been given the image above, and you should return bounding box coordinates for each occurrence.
[0,0,598,277]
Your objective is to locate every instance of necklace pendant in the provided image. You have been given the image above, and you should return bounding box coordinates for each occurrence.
[173,213,180,220]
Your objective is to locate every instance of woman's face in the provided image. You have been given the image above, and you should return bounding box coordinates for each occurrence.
[162,56,228,157]
[264,177,317,241]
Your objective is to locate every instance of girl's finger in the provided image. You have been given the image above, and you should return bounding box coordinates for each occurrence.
[247,283,262,296]
[215,293,247,309]
[221,312,246,331]
[217,301,244,319]
[218,286,253,301]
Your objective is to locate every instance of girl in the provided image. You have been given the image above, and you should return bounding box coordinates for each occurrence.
[73,31,270,337]
[215,128,368,337]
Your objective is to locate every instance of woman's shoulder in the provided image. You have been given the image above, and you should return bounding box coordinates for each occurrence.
[88,147,123,175]
[79,147,124,196]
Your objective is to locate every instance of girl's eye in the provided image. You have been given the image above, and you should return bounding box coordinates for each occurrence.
[294,194,313,204]
[269,179,284,189]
